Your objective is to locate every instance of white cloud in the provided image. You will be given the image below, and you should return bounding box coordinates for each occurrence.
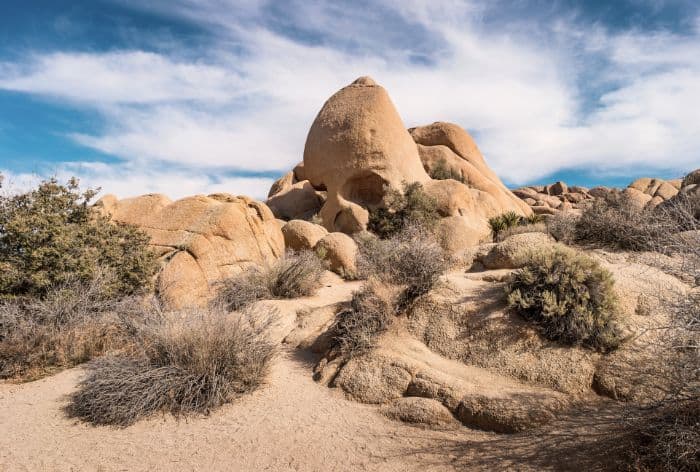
[0,0,698,195]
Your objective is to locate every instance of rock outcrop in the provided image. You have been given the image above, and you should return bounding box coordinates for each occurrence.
[269,76,530,249]
[97,193,284,308]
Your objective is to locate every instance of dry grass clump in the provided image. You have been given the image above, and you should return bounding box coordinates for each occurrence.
[0,273,144,380]
[330,279,397,355]
[624,400,700,472]
[66,306,277,427]
[368,182,440,239]
[212,250,324,311]
[356,226,448,304]
[546,211,580,244]
[574,192,699,253]
[506,245,624,352]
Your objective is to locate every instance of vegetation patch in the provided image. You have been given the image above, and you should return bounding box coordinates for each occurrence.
[506,245,623,352]
[213,250,325,311]
[0,176,157,300]
[66,307,277,427]
[489,211,544,240]
[368,182,440,239]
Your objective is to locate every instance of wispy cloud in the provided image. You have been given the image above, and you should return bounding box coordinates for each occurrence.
[0,0,698,198]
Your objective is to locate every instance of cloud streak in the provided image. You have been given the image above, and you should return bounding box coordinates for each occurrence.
[0,0,698,198]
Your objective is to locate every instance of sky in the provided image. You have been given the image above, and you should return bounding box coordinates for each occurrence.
[0,0,698,199]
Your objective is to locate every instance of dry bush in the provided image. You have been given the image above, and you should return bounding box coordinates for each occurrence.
[66,306,277,426]
[330,279,397,355]
[495,222,547,242]
[546,211,579,244]
[574,192,698,253]
[0,273,146,379]
[488,211,521,237]
[0,176,157,299]
[212,250,324,311]
[506,245,623,352]
[356,226,448,304]
[368,182,440,239]
[624,400,700,472]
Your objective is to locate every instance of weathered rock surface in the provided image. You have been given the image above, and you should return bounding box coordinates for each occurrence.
[282,220,328,251]
[314,232,358,278]
[98,193,284,308]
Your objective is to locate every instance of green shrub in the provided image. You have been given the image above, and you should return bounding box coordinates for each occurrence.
[213,250,324,311]
[0,177,157,299]
[66,306,277,426]
[368,182,440,239]
[506,246,623,351]
[428,158,464,183]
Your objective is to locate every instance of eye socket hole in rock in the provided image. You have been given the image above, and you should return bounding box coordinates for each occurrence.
[340,172,387,208]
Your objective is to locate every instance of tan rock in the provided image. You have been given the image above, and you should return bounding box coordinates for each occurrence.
[435,216,490,253]
[314,232,357,278]
[332,354,412,404]
[102,193,284,308]
[266,180,324,221]
[589,186,612,199]
[654,181,678,200]
[381,397,459,428]
[480,232,555,270]
[267,171,296,198]
[282,219,328,251]
[623,187,653,209]
[303,76,429,231]
[410,122,530,215]
[547,181,568,196]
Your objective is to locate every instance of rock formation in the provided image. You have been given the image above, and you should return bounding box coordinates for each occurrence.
[97,193,284,308]
[268,76,531,249]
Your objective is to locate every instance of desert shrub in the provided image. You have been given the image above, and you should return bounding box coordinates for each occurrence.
[574,192,698,253]
[213,250,324,311]
[428,158,464,183]
[330,279,397,355]
[547,211,580,244]
[625,400,700,472]
[495,222,547,242]
[368,182,440,239]
[66,307,276,426]
[506,245,623,351]
[0,177,157,299]
[0,273,146,379]
[356,226,448,304]
[524,213,544,225]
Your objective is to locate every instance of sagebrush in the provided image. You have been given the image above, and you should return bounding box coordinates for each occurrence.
[367,182,440,238]
[66,307,277,426]
[213,250,324,311]
[506,245,623,351]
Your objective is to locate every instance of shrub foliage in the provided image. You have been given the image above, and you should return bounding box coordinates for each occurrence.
[506,245,623,351]
[0,177,156,299]
[368,182,440,238]
[489,211,543,239]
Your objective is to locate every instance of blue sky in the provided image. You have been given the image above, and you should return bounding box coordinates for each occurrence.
[0,0,698,198]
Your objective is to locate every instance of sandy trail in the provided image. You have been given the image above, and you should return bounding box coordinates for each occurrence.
[0,348,491,472]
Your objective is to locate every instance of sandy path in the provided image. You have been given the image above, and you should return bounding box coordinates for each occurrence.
[0,348,492,472]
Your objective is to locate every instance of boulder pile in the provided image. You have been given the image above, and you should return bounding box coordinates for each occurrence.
[511,181,596,215]
[268,76,530,249]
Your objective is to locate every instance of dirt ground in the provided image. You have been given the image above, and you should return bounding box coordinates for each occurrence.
[0,346,624,472]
